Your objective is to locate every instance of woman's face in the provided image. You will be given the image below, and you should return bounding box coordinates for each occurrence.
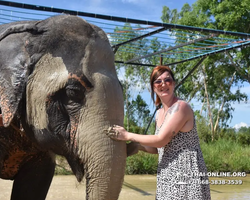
[153,71,175,99]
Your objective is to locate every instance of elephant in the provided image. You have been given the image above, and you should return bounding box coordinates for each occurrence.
[0,15,128,200]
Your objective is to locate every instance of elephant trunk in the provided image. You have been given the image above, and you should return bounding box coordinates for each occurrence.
[76,72,126,200]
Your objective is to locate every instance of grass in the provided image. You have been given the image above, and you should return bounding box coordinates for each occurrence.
[201,138,250,173]
[125,151,158,174]
[55,156,73,175]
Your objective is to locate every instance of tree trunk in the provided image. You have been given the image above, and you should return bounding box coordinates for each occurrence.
[200,96,206,116]
[214,71,236,132]
[202,65,215,141]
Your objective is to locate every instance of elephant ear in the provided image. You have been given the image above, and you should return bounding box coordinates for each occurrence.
[0,21,39,127]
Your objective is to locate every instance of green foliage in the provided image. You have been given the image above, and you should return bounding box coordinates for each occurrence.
[120,1,250,175]
[114,22,162,134]
[201,139,250,173]
[195,111,212,143]
[160,1,249,135]
[125,151,158,174]
[195,110,250,144]
[218,127,237,141]
[161,6,179,23]
[55,166,73,175]
[195,0,250,81]
[114,23,161,89]
[55,156,73,175]
[236,126,250,146]
[125,136,250,174]
[122,92,152,134]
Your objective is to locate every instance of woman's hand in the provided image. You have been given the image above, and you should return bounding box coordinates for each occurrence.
[104,125,129,141]
[105,125,161,150]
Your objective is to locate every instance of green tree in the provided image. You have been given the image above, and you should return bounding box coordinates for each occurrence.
[161,2,248,140]
[123,94,151,135]
[161,6,179,24]
[112,23,164,133]
[237,126,250,146]
[178,0,250,83]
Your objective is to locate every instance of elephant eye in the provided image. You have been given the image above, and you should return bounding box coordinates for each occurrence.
[66,89,77,97]
[66,85,85,101]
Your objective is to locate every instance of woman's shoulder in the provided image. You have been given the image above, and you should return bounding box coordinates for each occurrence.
[175,99,193,113]
[175,100,195,132]
[176,99,191,107]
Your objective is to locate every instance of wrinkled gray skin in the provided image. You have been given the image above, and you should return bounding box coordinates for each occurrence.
[0,15,127,200]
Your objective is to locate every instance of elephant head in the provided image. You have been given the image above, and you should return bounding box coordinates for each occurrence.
[0,15,126,199]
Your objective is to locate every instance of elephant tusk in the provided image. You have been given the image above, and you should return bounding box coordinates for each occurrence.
[104,126,120,138]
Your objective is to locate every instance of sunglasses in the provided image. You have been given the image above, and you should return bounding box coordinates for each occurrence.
[154,77,173,85]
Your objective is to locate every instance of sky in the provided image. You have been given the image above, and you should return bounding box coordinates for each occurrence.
[2,0,250,128]
[8,0,197,22]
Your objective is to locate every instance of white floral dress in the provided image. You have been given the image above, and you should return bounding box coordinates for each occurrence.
[155,109,211,200]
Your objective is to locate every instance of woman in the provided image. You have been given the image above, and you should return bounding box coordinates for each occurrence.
[107,66,211,199]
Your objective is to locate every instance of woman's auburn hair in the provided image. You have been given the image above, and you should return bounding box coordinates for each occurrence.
[150,65,175,106]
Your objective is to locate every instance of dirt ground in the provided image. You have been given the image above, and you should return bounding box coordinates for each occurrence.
[0,175,157,200]
[0,174,250,200]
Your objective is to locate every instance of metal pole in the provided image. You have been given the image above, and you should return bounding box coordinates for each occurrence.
[143,104,161,135]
